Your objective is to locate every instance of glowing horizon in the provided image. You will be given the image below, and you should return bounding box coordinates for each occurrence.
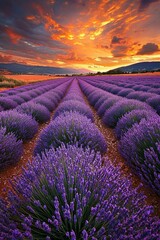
[0,0,160,72]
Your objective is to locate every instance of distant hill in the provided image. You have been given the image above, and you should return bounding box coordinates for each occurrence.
[0,63,87,75]
[105,62,160,74]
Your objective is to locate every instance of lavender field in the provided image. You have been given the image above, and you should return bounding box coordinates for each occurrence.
[0,75,160,239]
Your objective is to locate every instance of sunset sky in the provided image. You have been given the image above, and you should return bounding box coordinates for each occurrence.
[0,0,160,72]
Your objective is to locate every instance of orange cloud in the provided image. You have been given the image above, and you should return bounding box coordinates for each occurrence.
[5,28,22,44]
[0,0,160,72]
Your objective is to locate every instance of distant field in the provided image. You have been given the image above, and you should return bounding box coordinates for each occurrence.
[0,74,63,92]
[4,74,62,83]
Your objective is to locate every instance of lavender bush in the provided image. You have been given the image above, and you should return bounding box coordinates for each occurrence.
[0,97,18,110]
[138,86,151,91]
[0,110,38,141]
[94,95,109,110]
[34,111,106,156]
[9,96,25,104]
[0,127,23,169]
[53,100,94,121]
[117,88,134,97]
[126,91,154,102]
[33,97,56,112]
[148,88,160,95]
[88,90,106,106]
[143,143,160,195]
[1,145,160,239]
[147,96,160,115]
[119,117,160,195]
[97,97,120,117]
[63,93,84,102]
[115,109,157,139]
[18,93,32,101]
[103,99,152,128]
[16,102,51,123]
[109,86,122,94]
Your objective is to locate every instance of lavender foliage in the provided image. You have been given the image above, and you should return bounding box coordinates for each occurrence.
[33,97,56,112]
[103,99,152,128]
[94,95,109,110]
[0,145,160,239]
[9,95,25,104]
[34,111,106,156]
[115,109,157,139]
[0,110,38,141]
[117,88,134,97]
[53,100,94,121]
[147,96,160,115]
[126,91,155,102]
[16,102,51,123]
[119,117,160,195]
[0,97,18,110]
[0,127,23,169]
[17,93,33,101]
[63,93,84,102]
[97,97,120,117]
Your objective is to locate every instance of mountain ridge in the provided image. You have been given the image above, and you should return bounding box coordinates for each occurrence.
[106,61,160,74]
[0,63,87,75]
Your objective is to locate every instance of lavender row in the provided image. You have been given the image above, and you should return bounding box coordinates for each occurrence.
[53,79,94,121]
[0,81,71,169]
[1,80,160,239]
[16,81,71,123]
[82,74,160,91]
[0,78,69,96]
[34,79,106,156]
[79,79,160,196]
[0,77,71,111]
[81,76,160,114]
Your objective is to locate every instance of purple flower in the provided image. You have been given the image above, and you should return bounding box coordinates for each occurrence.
[0,97,18,110]
[16,102,51,123]
[119,117,160,195]
[9,95,25,104]
[97,97,120,117]
[34,111,106,156]
[0,110,38,141]
[115,109,157,139]
[126,91,156,102]
[33,97,56,112]
[103,99,153,128]
[0,105,4,112]
[147,95,160,115]
[118,88,135,97]
[0,127,23,169]
[0,145,159,239]
[53,100,94,121]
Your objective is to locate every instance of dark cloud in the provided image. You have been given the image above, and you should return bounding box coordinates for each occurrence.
[0,0,68,48]
[111,36,123,44]
[139,0,159,11]
[137,42,159,55]
[0,0,70,63]
[111,45,128,57]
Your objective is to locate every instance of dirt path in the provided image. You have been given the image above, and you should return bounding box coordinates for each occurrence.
[0,83,72,200]
[80,86,160,216]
